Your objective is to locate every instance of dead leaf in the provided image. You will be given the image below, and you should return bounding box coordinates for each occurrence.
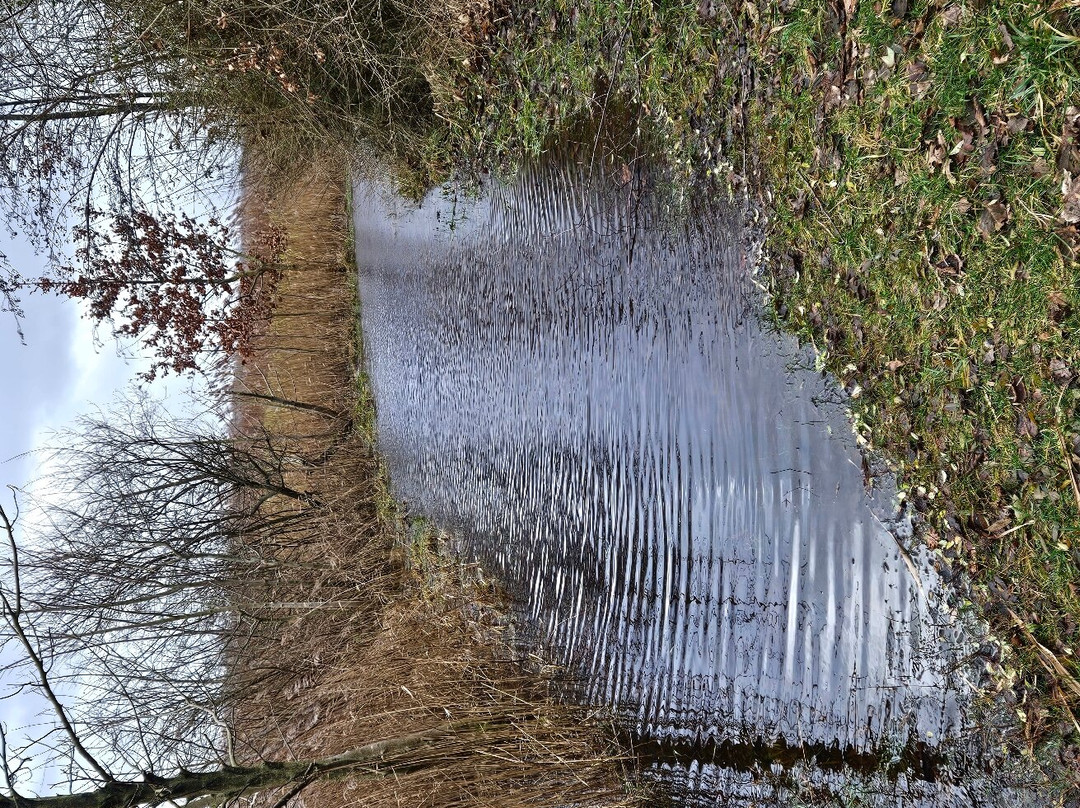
[1048,290,1073,323]
[907,61,931,100]
[926,131,947,169]
[1006,114,1029,135]
[980,140,1000,177]
[1059,106,1080,175]
[1062,172,1080,225]
[935,252,964,276]
[889,0,907,20]
[972,98,987,133]
[1017,411,1039,440]
[950,127,975,166]
[886,359,905,371]
[990,110,1014,148]
[1057,224,1080,263]
[978,199,1010,236]
[941,5,962,26]
[999,24,1015,52]
[1010,375,1028,404]
[904,61,924,81]
[1050,358,1074,385]
[792,189,809,219]
[954,197,972,214]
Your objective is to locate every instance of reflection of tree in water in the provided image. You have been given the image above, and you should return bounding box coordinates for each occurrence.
[357,156,996,802]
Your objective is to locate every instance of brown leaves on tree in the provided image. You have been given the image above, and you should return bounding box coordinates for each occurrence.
[38,210,283,380]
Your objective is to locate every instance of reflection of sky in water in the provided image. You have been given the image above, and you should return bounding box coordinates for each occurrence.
[353,163,996,800]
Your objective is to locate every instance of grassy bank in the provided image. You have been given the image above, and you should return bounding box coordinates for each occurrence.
[407,0,1080,743]
[748,0,1080,738]
[226,154,642,808]
[211,0,1080,785]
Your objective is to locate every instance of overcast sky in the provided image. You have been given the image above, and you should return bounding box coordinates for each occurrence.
[1,233,158,492]
[0,231,163,795]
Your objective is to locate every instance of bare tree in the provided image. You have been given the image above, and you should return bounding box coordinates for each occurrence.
[2,401,279,775]
[0,395,524,806]
[0,496,484,806]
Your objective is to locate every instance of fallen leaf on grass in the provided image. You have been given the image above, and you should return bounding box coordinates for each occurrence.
[1016,411,1039,440]
[1050,358,1074,385]
[934,251,964,276]
[978,199,1010,236]
[1062,172,1080,225]
[999,24,1015,53]
[980,140,1000,177]
[906,61,931,100]
[950,127,975,162]
[791,189,808,219]
[1010,375,1028,404]
[1058,106,1080,176]
[1048,290,1073,323]
[886,359,905,371]
[1006,113,1029,135]
[926,131,947,170]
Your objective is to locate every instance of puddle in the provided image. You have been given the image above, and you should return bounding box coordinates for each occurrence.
[353,157,1037,804]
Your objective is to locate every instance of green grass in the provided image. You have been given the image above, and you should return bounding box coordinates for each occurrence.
[746,1,1080,721]
[418,0,1080,743]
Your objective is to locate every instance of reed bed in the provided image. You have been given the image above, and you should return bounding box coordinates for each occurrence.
[223,152,642,808]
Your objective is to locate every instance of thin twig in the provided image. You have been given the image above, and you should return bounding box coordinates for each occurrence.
[0,502,115,783]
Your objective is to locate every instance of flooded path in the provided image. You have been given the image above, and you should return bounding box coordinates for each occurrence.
[353,158,1026,804]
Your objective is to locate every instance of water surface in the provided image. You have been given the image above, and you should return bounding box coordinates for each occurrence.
[354,159,1014,803]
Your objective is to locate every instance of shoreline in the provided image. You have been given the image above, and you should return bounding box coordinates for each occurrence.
[226,153,643,808]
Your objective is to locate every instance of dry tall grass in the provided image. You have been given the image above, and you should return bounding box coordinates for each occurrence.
[225,153,642,808]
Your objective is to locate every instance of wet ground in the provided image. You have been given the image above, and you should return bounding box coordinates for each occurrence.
[353,156,1051,805]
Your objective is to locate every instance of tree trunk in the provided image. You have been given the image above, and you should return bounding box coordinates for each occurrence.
[0,725,463,808]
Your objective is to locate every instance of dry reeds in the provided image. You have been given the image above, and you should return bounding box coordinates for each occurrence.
[225,152,643,808]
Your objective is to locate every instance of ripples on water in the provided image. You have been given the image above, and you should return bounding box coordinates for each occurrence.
[354,158,1024,805]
